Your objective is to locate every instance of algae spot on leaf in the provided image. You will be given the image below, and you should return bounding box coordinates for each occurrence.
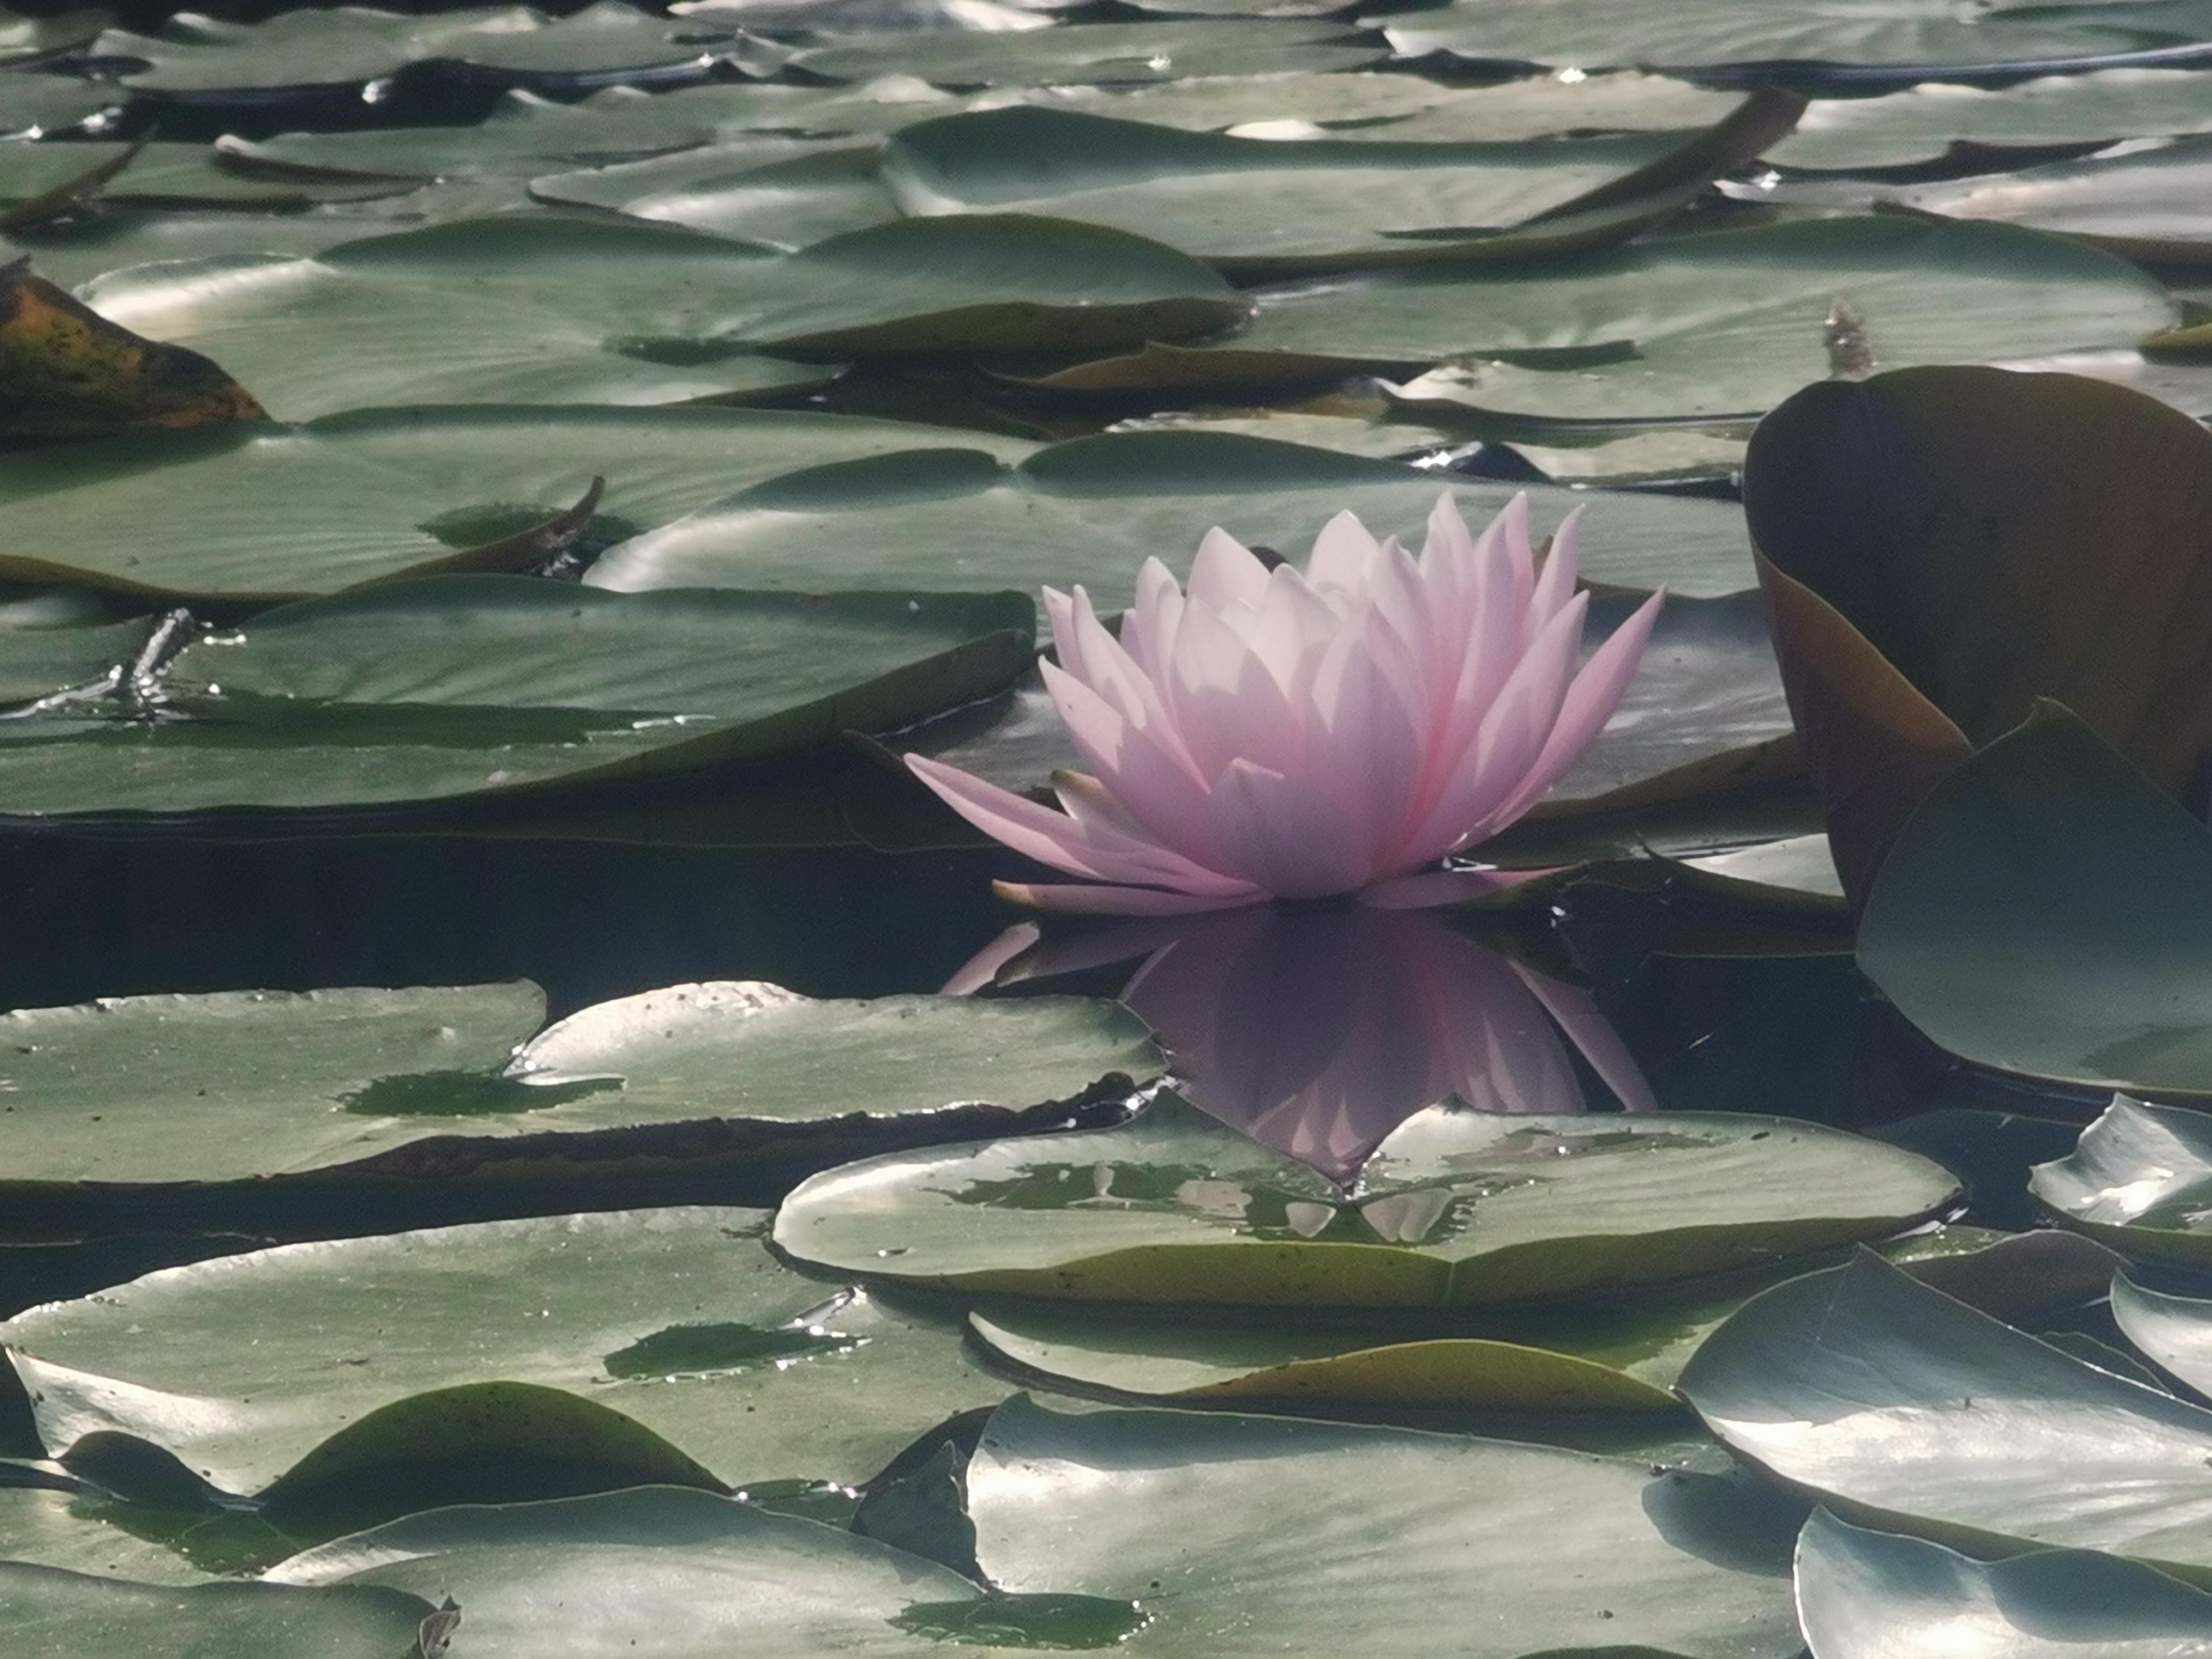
[893,1593,1150,1650]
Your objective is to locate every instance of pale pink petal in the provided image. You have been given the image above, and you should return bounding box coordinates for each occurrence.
[1037,662,1231,869]
[1119,557,1185,683]
[1498,491,1535,614]
[1041,585,1081,675]
[1063,586,1205,781]
[1207,756,1371,898]
[1050,770,1255,895]
[1186,526,1271,614]
[1488,588,1663,830]
[994,879,1265,915]
[1305,508,1381,605]
[1526,504,1582,637]
[905,754,1142,883]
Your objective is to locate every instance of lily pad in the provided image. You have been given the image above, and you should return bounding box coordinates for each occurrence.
[2029,1099,2212,1266]
[1771,68,2212,171]
[0,141,412,214]
[0,1476,214,1584]
[962,1394,1800,1657]
[1678,1250,2212,1580]
[2,1207,1019,1500]
[530,143,903,248]
[1894,131,2212,265]
[267,1486,999,1656]
[0,1564,434,1659]
[1858,708,2212,1097]
[1380,0,2212,85]
[0,73,121,139]
[77,213,1243,419]
[1796,1506,2212,1659]
[875,95,1801,273]
[2110,1272,2212,1395]
[0,578,1033,815]
[790,17,1384,90]
[0,977,1150,1191]
[0,404,1035,602]
[773,1092,1958,1306]
[584,432,1760,607]
[1742,366,2212,905]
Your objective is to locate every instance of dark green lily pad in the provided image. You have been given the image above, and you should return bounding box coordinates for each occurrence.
[0,1564,434,1658]
[2030,1099,2212,1266]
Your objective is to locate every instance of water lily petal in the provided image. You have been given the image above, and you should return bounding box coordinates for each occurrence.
[1489,588,1664,831]
[1208,756,1371,898]
[1305,508,1382,608]
[1186,525,1271,615]
[1038,660,1229,868]
[994,879,1265,915]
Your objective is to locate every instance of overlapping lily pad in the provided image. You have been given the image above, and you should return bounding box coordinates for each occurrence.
[961,1395,1800,1657]
[1795,1507,2212,1659]
[75,213,1243,418]
[0,1564,435,1658]
[1380,0,2212,85]
[269,1487,1001,1655]
[584,431,1759,606]
[875,95,1800,272]
[790,17,1384,90]
[1859,709,2212,1096]
[0,978,1153,1190]
[1678,1250,2212,1580]
[1,1206,1021,1499]
[1896,131,2212,264]
[0,404,1034,601]
[773,1094,1958,1307]
[1743,367,2212,904]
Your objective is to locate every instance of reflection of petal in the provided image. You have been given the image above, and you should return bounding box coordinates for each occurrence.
[1113,906,1653,1185]
[1508,961,1659,1114]
[1359,1187,1452,1245]
[941,922,1041,996]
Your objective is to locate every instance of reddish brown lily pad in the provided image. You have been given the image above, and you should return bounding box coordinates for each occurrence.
[1743,365,2212,906]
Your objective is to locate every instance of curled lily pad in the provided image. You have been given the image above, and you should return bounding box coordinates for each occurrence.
[1678,1250,2212,1580]
[0,1564,434,1659]
[1796,1506,2212,1659]
[1894,132,2212,265]
[1743,366,2212,904]
[2030,1098,2212,1266]
[2109,1272,2212,1395]
[1858,707,2212,1097]
[2,1208,1011,1507]
[773,1093,1958,1307]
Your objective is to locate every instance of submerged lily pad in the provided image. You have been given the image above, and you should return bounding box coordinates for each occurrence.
[0,404,1034,602]
[1796,1506,2212,1659]
[1678,1250,2212,1581]
[1859,709,2212,1097]
[962,1395,1800,1657]
[0,979,1150,1190]
[2,1207,1016,1500]
[773,1094,1958,1307]
[584,431,1758,606]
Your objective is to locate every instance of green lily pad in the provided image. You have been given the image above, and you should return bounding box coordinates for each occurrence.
[0,578,1033,815]
[773,1093,1958,1307]
[1380,218,2175,427]
[790,18,1384,91]
[267,1486,1000,1656]
[1796,1506,2212,1659]
[962,1394,1799,1657]
[876,96,1798,273]
[0,1563,434,1658]
[1,140,407,212]
[77,213,1242,419]
[966,1225,2069,1415]
[0,977,1149,1190]
[0,1475,215,1584]
[1771,68,2212,170]
[2110,1272,2212,1395]
[0,74,120,139]
[1678,1250,2212,1581]
[1896,131,2212,265]
[3,1206,1019,1501]
[1859,708,2212,1097]
[0,404,1034,602]
[2029,1099,2212,1266]
[531,143,902,249]
[1379,0,2212,82]
[0,8,105,63]
[584,431,1759,606]
[95,3,750,95]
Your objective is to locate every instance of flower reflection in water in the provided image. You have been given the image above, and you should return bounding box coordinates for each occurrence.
[954,903,1654,1187]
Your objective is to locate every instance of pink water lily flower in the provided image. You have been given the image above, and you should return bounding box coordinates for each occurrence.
[906,492,1662,915]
